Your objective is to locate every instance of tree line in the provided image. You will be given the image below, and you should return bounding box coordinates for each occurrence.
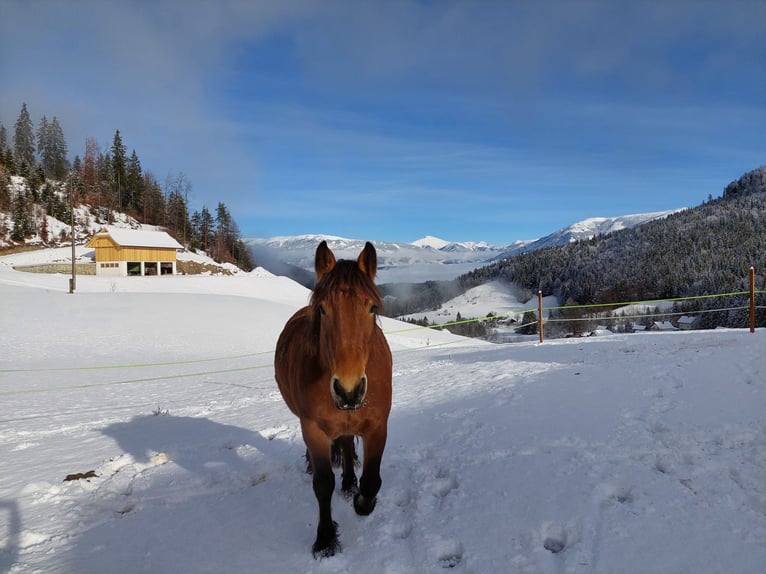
[0,102,253,270]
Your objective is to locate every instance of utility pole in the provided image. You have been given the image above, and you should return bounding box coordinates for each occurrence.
[69,172,76,294]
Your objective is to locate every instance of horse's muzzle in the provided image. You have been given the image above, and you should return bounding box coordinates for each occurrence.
[331,375,367,410]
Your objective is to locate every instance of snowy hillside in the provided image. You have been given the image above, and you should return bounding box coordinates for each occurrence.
[496,209,683,259]
[1,176,158,248]
[401,280,556,326]
[1,249,764,573]
[245,211,681,284]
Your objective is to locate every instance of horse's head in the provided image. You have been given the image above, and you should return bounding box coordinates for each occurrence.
[311,240,383,410]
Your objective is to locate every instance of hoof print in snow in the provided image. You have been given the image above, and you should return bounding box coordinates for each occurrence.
[439,553,462,568]
[609,485,634,504]
[436,540,464,569]
[654,455,672,475]
[117,501,136,515]
[615,489,633,504]
[544,536,566,554]
[433,468,459,497]
[542,523,568,554]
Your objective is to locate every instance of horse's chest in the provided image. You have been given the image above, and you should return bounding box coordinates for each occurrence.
[314,408,371,439]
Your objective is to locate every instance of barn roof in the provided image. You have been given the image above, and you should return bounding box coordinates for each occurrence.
[88,227,183,249]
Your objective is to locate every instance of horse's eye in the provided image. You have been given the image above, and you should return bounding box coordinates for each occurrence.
[318,304,326,316]
[369,304,378,315]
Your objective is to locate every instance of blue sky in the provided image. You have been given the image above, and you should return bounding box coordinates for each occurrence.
[1,0,764,245]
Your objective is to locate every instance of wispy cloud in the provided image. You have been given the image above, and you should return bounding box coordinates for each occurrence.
[1,0,764,243]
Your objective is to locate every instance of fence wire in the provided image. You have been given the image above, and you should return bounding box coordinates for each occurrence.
[1,286,762,396]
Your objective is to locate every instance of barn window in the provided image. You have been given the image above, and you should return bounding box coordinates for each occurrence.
[127,262,141,276]
[160,262,173,275]
[144,262,158,276]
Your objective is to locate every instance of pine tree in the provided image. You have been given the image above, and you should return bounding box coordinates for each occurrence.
[165,172,191,243]
[0,122,8,154]
[71,155,82,176]
[142,171,166,225]
[126,149,144,213]
[0,165,11,211]
[96,150,114,216]
[5,149,16,175]
[36,115,51,173]
[111,129,127,209]
[199,206,214,252]
[80,137,99,202]
[215,202,232,262]
[13,103,35,167]
[49,117,69,179]
[11,186,31,241]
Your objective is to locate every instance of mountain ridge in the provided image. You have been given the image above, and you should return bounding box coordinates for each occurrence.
[244,209,681,284]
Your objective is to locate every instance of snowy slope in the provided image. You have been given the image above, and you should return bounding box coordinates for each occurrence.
[496,209,683,259]
[1,253,764,574]
[412,235,452,249]
[400,280,560,326]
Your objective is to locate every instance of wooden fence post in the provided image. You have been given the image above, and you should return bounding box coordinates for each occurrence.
[750,267,756,333]
[538,290,544,343]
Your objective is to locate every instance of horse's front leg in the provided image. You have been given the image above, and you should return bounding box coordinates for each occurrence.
[302,421,339,557]
[354,426,387,516]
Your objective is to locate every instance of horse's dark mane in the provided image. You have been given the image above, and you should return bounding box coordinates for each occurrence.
[310,260,383,311]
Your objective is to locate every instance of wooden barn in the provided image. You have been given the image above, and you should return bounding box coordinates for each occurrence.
[86,227,183,277]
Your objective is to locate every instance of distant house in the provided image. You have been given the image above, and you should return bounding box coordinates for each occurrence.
[86,227,183,277]
[677,316,699,330]
[650,321,678,332]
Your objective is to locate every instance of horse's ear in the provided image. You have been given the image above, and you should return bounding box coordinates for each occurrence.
[357,242,377,280]
[315,240,336,281]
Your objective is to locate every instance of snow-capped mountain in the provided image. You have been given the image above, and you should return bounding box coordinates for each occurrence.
[495,209,683,259]
[245,209,681,284]
[245,235,511,284]
[412,236,497,252]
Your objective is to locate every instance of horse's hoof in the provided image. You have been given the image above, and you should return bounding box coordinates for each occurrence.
[353,493,377,516]
[312,521,340,558]
[312,537,341,559]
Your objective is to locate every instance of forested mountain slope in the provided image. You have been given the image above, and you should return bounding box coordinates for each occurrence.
[460,166,765,328]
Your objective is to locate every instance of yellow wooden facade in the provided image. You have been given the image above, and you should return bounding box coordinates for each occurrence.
[85,227,182,276]
[88,235,178,263]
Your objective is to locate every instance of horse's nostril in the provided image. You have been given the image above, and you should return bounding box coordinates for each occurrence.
[332,378,344,398]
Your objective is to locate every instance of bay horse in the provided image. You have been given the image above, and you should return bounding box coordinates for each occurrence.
[274,240,393,557]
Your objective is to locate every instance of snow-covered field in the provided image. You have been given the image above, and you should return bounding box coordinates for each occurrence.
[1,250,764,573]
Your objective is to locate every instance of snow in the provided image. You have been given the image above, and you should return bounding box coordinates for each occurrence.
[412,236,451,249]
[1,249,765,574]
[401,280,558,325]
[91,227,183,250]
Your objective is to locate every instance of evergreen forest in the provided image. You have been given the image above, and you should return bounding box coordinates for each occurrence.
[0,103,253,270]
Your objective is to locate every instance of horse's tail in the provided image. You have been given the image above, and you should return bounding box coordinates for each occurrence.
[331,437,359,467]
[305,438,359,474]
